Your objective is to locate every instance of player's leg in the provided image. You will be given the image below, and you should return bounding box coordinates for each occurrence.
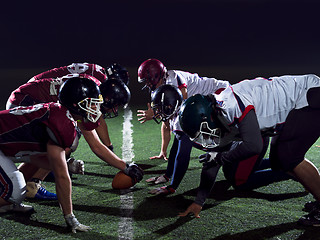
[0,151,33,213]
[169,133,193,191]
[18,162,58,201]
[269,107,320,226]
[146,136,179,185]
[149,133,193,195]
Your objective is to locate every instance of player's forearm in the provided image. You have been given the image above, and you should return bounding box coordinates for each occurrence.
[94,146,126,170]
[55,173,73,216]
[194,164,221,206]
[161,122,171,153]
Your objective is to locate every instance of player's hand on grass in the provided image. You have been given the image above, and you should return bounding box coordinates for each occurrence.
[137,103,154,123]
[178,203,202,218]
[64,213,92,233]
[149,151,168,161]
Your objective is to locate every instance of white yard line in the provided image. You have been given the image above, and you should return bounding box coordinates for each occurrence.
[118,108,134,240]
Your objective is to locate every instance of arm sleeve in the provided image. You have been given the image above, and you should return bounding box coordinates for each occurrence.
[219,109,263,165]
[194,163,221,206]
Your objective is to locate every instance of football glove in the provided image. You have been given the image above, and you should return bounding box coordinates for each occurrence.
[149,186,176,195]
[124,163,144,184]
[199,152,218,164]
[64,213,91,233]
[67,158,84,175]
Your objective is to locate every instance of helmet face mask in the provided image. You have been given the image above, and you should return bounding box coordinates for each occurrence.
[58,76,103,123]
[151,85,183,124]
[179,94,226,150]
[78,95,103,123]
[152,95,181,123]
[191,122,221,149]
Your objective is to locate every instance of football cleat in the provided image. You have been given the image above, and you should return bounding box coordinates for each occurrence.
[298,210,320,227]
[0,203,34,213]
[149,186,176,195]
[26,181,57,200]
[146,175,169,184]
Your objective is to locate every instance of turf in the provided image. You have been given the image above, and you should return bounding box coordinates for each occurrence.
[1,106,320,240]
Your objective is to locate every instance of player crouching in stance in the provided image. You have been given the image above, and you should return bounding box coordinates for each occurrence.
[0,76,142,233]
[178,74,320,226]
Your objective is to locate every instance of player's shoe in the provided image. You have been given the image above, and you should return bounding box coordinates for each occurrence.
[149,185,176,195]
[303,201,320,212]
[0,203,34,213]
[146,175,169,184]
[26,181,58,200]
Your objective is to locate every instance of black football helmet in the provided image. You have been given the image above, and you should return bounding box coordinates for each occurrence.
[151,84,183,124]
[138,58,167,91]
[106,63,130,85]
[99,78,131,118]
[58,76,103,123]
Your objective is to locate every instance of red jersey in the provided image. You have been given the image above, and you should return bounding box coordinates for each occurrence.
[0,103,77,157]
[8,73,101,107]
[29,63,107,83]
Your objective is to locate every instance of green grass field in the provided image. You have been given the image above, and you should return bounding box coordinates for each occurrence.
[1,106,320,240]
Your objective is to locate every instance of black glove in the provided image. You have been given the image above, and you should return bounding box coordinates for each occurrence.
[199,152,223,168]
[199,152,218,164]
[124,163,144,183]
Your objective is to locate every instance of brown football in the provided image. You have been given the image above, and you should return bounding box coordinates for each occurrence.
[112,171,134,189]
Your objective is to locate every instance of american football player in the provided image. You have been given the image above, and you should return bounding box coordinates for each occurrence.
[137,58,230,195]
[178,74,320,226]
[28,62,130,85]
[0,77,102,232]
[7,73,138,201]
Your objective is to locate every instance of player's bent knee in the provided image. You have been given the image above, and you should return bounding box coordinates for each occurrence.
[8,170,26,204]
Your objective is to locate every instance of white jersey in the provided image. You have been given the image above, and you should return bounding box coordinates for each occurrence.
[216,74,320,131]
[165,70,230,132]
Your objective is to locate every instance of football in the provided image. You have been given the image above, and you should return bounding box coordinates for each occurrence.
[112,171,134,189]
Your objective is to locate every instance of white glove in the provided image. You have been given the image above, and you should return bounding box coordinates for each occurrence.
[64,213,91,233]
[67,158,84,175]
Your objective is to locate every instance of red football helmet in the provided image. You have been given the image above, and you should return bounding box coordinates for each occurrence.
[137,58,167,91]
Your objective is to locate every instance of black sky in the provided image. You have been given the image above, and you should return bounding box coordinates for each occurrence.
[1,0,319,69]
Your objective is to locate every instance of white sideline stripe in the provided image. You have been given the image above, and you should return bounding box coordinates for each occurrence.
[118,108,134,240]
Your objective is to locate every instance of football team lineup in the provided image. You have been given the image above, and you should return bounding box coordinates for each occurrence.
[1,60,320,240]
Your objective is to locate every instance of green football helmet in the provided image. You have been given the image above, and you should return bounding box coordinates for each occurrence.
[179,94,223,149]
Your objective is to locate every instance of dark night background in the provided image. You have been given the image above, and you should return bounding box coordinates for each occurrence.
[1,0,320,107]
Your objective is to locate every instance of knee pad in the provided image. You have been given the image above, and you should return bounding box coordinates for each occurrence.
[7,170,26,204]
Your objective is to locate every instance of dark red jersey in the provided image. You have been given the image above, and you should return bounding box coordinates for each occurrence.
[0,103,77,156]
[30,63,107,83]
[8,73,101,107]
